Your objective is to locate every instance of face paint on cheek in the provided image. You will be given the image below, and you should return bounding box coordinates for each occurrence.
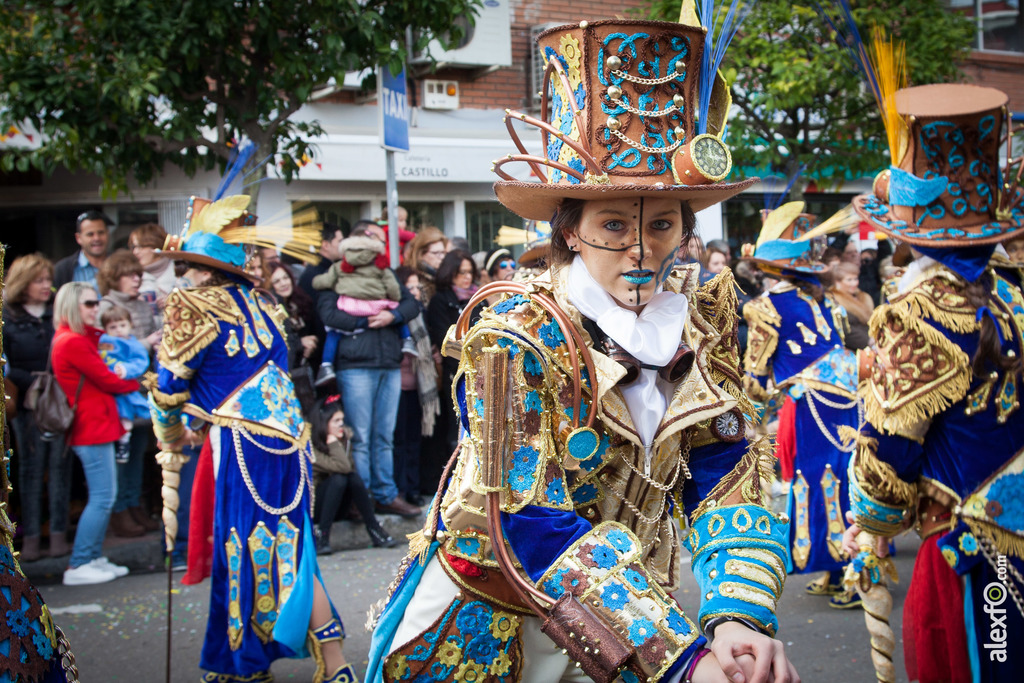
[656,251,675,285]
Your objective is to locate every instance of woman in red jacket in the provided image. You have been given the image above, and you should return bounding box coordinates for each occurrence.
[50,281,141,586]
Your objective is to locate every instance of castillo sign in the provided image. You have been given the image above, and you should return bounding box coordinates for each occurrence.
[378,65,410,153]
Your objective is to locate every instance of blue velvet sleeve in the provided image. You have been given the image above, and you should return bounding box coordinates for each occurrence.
[863,422,924,482]
[682,439,749,519]
[500,506,591,583]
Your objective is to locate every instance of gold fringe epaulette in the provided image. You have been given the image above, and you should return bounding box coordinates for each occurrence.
[696,268,744,388]
[149,385,190,409]
[886,268,979,335]
[742,296,780,378]
[861,303,971,438]
[159,286,243,372]
[689,437,774,522]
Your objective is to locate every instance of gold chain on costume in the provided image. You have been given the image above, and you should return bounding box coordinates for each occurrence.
[805,389,863,454]
[609,67,684,86]
[236,424,302,454]
[613,435,692,525]
[55,625,79,682]
[610,128,684,154]
[230,424,309,516]
[978,533,1024,620]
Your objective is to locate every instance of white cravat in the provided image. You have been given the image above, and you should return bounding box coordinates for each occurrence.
[567,256,689,453]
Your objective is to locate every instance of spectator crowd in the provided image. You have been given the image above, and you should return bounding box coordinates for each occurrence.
[4,205,1023,584]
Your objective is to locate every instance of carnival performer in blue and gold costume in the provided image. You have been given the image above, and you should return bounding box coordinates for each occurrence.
[742,204,862,608]
[843,83,1024,682]
[148,195,359,683]
[366,10,800,683]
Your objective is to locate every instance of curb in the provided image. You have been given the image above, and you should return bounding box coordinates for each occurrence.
[22,513,424,585]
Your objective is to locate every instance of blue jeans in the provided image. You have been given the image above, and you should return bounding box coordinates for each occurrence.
[114,426,148,512]
[70,443,118,568]
[338,367,401,504]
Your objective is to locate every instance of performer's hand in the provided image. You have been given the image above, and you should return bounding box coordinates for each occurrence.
[160,428,200,452]
[367,310,396,328]
[711,621,799,683]
[842,512,889,559]
[689,651,730,682]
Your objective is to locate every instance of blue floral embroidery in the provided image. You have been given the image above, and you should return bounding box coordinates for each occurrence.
[229,364,304,440]
[523,351,543,376]
[628,616,656,646]
[7,608,29,637]
[600,581,629,610]
[959,532,979,556]
[578,434,610,473]
[32,632,53,659]
[667,609,690,636]
[606,528,634,554]
[538,321,566,349]
[0,544,15,573]
[623,568,648,591]
[492,294,529,314]
[545,478,567,505]
[543,568,569,598]
[456,536,482,557]
[496,336,521,357]
[524,390,543,413]
[509,446,539,493]
[986,472,1024,529]
[564,402,589,421]
[573,482,599,504]
[620,671,640,683]
[589,544,617,569]
[474,398,485,417]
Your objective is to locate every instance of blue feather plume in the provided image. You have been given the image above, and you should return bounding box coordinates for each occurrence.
[762,163,807,211]
[214,140,256,200]
[696,0,754,135]
[815,0,881,104]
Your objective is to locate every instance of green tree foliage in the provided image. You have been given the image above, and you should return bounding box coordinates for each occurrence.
[643,0,973,186]
[0,0,479,195]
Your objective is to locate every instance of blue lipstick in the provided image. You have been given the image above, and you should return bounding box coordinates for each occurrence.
[623,270,655,285]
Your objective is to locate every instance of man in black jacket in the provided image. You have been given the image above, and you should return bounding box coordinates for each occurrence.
[298,220,348,301]
[53,211,112,291]
[317,273,422,518]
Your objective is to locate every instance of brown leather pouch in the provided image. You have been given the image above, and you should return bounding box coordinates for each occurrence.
[540,593,632,683]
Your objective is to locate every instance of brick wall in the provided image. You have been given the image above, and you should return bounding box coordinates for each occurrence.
[962,50,1024,112]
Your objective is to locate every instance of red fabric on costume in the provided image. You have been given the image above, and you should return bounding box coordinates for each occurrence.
[182,437,215,585]
[903,535,971,683]
[774,396,796,482]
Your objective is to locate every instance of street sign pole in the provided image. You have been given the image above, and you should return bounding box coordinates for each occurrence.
[378,64,410,269]
[385,151,399,269]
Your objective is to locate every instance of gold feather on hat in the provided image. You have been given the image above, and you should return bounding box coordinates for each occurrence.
[868,27,909,166]
[189,195,252,234]
[796,204,859,241]
[218,201,322,265]
[757,200,805,247]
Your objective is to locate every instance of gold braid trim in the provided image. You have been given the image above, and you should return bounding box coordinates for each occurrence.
[143,373,190,408]
[888,270,979,335]
[964,518,1024,561]
[861,304,971,437]
[696,268,743,386]
[689,437,774,522]
[159,287,241,368]
[839,426,918,525]
[742,296,780,378]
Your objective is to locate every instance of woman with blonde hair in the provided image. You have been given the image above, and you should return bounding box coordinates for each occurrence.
[51,281,140,584]
[404,227,447,304]
[829,261,873,351]
[3,253,72,560]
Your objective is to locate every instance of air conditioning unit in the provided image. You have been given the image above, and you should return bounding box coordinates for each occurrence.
[412,1,512,69]
[530,23,561,109]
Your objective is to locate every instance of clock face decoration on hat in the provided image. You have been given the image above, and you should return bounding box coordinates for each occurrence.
[492,18,755,222]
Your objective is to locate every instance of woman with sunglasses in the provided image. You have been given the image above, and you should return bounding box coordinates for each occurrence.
[50,281,141,585]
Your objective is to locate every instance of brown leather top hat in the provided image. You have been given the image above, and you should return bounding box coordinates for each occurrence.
[492,19,754,220]
[854,83,1024,248]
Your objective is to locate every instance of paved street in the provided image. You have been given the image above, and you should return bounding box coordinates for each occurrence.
[39,535,919,682]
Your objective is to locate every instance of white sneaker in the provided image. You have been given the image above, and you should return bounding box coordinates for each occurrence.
[63,562,116,586]
[91,557,129,578]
